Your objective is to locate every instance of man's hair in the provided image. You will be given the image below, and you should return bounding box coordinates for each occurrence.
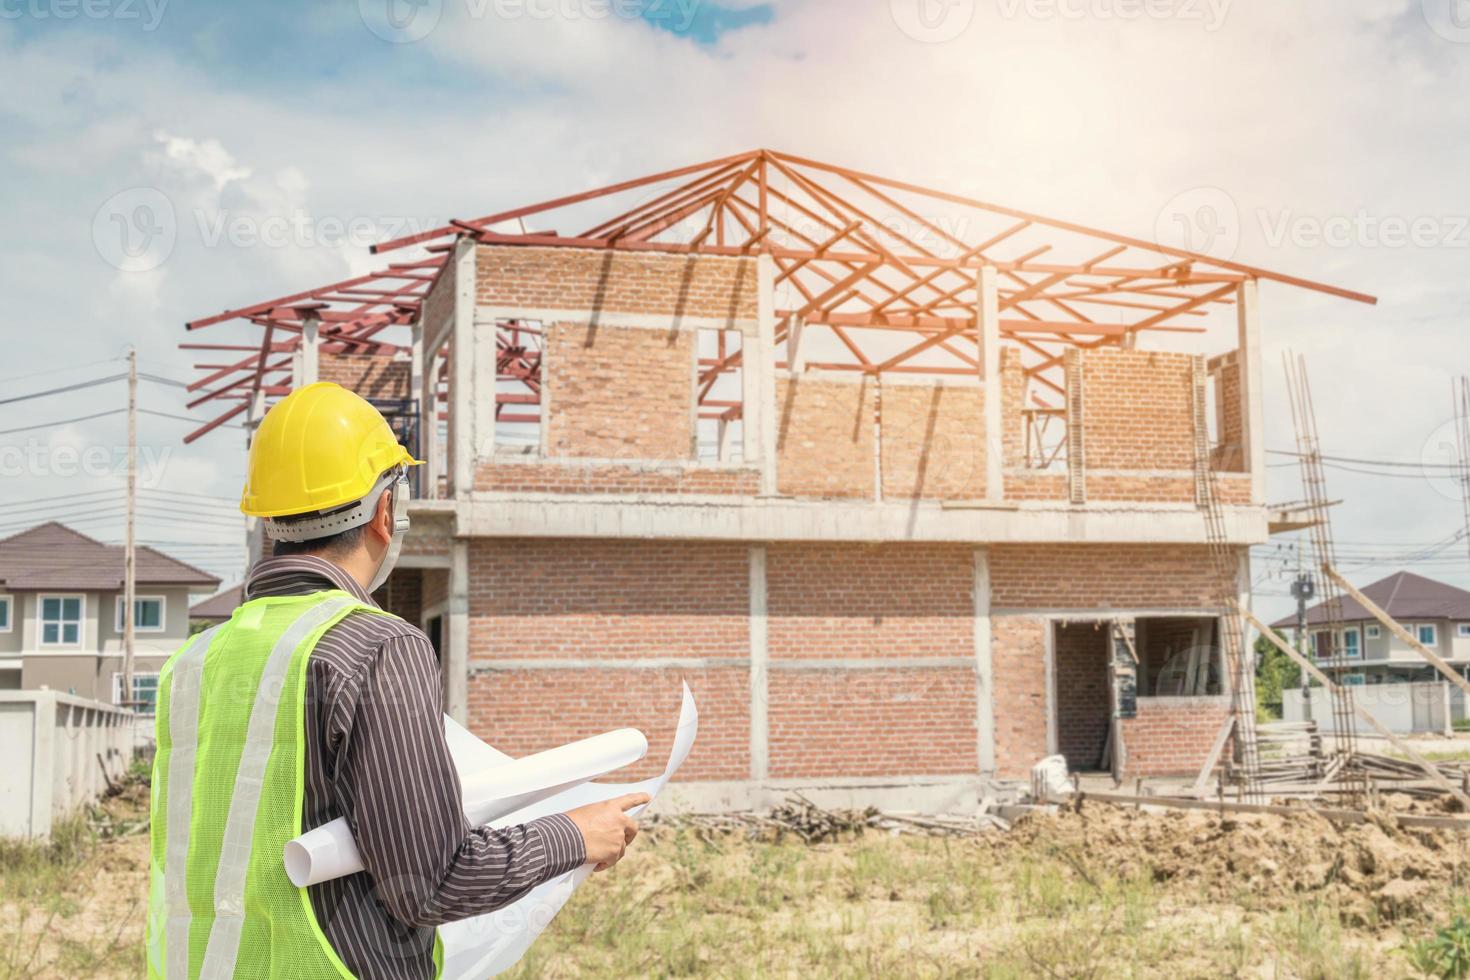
[271,523,364,559]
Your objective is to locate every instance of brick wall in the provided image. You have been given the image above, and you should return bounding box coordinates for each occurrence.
[1080,348,1196,470]
[467,666,749,781]
[1120,698,1231,776]
[421,255,456,334]
[476,245,758,320]
[464,538,750,782]
[776,376,874,498]
[422,568,448,613]
[319,352,412,400]
[467,538,748,661]
[546,322,693,460]
[991,543,1233,609]
[767,544,972,660]
[992,615,1049,777]
[1213,358,1246,472]
[1053,621,1111,770]
[879,383,987,499]
[767,668,976,777]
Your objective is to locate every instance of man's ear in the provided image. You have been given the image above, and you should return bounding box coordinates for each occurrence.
[368,488,395,545]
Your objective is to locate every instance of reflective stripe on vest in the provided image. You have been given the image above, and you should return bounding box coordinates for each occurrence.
[164,625,225,980]
[196,596,356,979]
[148,591,378,980]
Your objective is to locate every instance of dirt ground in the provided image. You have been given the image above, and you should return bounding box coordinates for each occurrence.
[6,783,1470,979]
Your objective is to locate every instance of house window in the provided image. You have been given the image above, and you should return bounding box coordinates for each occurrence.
[116,596,165,633]
[1458,623,1470,638]
[494,319,544,451]
[1343,628,1361,659]
[1417,624,1438,647]
[0,595,10,632]
[113,672,160,714]
[1343,673,1366,686]
[695,329,744,463]
[40,595,84,647]
[1366,624,1381,640]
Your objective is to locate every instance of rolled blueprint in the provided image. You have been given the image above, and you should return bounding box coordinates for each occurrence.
[283,726,649,887]
[438,681,699,980]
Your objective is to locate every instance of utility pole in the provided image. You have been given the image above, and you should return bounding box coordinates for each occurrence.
[1290,538,1314,700]
[123,346,136,710]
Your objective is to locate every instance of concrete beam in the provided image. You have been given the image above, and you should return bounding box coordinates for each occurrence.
[446,538,469,724]
[459,495,1271,544]
[451,238,478,498]
[1237,279,1265,505]
[752,254,778,494]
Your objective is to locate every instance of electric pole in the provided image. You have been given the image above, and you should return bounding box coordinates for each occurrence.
[123,346,136,709]
[1290,538,1314,698]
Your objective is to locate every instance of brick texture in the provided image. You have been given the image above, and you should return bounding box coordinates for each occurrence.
[476,245,758,320]
[1213,358,1246,472]
[467,539,748,661]
[467,666,749,781]
[879,383,987,499]
[1080,348,1196,470]
[546,322,693,460]
[991,544,1234,609]
[420,255,456,333]
[1120,698,1231,776]
[776,376,874,498]
[767,668,977,777]
[376,568,422,627]
[767,544,972,660]
[992,615,1049,777]
[319,352,411,400]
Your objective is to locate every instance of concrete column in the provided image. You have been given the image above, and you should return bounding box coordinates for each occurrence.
[751,253,778,494]
[1235,547,1253,703]
[410,320,424,482]
[421,352,441,498]
[787,316,807,373]
[748,545,770,780]
[451,238,478,498]
[978,265,1003,501]
[447,537,470,724]
[972,547,996,777]
[300,313,320,386]
[1236,279,1265,505]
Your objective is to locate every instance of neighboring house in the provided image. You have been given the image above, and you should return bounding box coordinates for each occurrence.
[1271,571,1470,684]
[190,584,243,626]
[0,522,220,710]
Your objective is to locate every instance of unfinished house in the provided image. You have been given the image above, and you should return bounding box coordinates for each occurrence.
[182,151,1373,809]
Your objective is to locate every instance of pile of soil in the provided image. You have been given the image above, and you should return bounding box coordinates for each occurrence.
[991,799,1470,924]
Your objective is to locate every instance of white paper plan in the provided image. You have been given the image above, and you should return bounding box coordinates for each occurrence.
[283,681,699,980]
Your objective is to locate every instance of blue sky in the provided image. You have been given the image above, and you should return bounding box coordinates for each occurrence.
[1,0,1469,614]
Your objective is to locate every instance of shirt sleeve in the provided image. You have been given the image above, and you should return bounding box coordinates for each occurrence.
[329,629,587,928]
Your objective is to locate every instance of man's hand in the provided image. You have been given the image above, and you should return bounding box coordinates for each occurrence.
[564,793,649,872]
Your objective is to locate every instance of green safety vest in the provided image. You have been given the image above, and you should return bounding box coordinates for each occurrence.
[145,590,444,979]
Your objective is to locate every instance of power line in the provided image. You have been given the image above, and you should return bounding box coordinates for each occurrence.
[0,357,122,387]
[0,374,129,406]
[0,409,126,436]
[1268,448,1463,471]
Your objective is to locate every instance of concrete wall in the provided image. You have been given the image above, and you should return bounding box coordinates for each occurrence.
[1285,681,1452,735]
[0,690,137,839]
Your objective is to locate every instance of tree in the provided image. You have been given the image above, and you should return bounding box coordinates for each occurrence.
[1254,633,1304,719]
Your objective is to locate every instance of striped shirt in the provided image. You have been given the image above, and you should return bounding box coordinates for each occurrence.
[245,555,585,979]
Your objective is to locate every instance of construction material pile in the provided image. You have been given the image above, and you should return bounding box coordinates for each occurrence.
[993,797,1470,924]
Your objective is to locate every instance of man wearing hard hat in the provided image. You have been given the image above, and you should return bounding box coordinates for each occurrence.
[146,383,646,979]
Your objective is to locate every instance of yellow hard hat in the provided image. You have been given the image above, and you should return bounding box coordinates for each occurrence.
[240,382,423,519]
